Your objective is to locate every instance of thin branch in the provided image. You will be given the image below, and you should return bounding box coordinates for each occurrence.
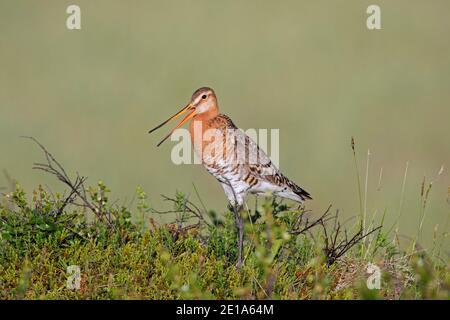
[23,136,110,224]
[289,204,332,235]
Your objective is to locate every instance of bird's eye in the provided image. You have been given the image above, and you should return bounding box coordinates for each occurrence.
[201,94,207,99]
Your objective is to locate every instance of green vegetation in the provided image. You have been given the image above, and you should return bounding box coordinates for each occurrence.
[0,139,449,300]
[1,181,448,299]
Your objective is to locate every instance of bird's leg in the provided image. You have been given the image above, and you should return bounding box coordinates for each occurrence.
[228,202,244,270]
[235,206,244,271]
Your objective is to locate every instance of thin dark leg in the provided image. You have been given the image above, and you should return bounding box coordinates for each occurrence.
[229,202,244,270]
[235,208,244,270]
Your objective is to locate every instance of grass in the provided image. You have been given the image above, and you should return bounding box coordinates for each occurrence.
[0,181,448,300]
[0,139,448,300]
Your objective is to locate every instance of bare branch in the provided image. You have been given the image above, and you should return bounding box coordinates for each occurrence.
[23,136,110,224]
[289,204,332,235]
[318,209,382,265]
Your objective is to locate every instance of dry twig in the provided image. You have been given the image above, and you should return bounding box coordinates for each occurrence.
[23,136,111,224]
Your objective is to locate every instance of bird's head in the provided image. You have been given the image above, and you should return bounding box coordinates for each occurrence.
[190,87,218,114]
[148,87,218,146]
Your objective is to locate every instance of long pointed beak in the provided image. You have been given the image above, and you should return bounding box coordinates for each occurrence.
[148,103,196,147]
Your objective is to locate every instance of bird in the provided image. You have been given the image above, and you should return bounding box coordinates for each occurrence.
[148,87,311,268]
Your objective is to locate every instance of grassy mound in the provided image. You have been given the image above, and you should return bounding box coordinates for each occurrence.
[1,182,448,300]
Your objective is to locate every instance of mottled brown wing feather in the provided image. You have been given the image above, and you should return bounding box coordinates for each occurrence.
[213,114,312,201]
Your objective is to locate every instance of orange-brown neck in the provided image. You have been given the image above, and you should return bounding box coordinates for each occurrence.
[188,106,219,147]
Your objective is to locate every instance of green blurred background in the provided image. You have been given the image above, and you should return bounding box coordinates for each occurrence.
[1,0,449,250]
